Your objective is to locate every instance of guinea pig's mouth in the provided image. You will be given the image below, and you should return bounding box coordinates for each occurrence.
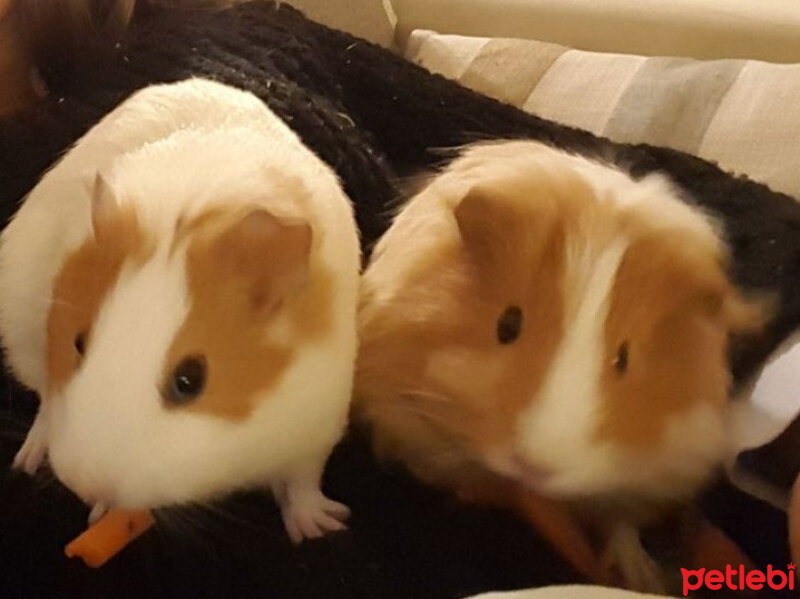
[482,450,557,493]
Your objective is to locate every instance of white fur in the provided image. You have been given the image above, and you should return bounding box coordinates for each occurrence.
[515,237,629,497]
[0,79,360,525]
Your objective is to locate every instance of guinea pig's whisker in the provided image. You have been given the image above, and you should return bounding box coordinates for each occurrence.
[378,390,480,440]
[429,447,472,468]
[195,501,258,532]
[46,298,76,309]
[185,501,254,538]
[155,506,218,553]
[402,389,456,404]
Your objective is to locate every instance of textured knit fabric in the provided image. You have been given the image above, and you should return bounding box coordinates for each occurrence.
[0,3,798,599]
[2,3,799,382]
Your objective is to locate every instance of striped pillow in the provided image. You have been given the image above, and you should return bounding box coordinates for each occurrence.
[406,30,800,200]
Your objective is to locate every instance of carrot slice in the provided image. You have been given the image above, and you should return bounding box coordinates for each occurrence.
[456,479,604,582]
[65,509,154,568]
[513,488,604,582]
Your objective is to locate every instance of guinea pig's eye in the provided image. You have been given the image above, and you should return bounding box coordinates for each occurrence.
[166,356,207,405]
[74,332,87,357]
[497,305,523,344]
[614,342,629,374]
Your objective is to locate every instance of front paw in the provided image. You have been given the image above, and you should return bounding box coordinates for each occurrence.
[13,416,48,475]
[278,488,350,544]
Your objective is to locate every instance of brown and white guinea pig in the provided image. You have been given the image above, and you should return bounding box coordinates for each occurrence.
[0,78,361,543]
[354,140,761,590]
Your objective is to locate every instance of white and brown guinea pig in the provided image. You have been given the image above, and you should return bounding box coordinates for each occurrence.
[354,140,760,589]
[0,78,361,543]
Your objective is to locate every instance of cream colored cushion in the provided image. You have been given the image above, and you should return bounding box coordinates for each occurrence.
[285,0,395,47]
[406,30,800,200]
[465,586,665,599]
[392,0,800,64]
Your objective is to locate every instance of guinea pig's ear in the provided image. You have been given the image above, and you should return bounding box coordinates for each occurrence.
[694,275,766,335]
[454,186,513,260]
[88,172,121,241]
[719,287,768,335]
[217,209,312,312]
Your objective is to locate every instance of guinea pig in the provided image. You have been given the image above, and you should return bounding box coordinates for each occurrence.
[354,140,761,590]
[0,78,361,543]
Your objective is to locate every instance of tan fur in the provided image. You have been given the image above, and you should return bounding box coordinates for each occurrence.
[600,234,751,446]
[355,142,760,586]
[166,205,332,420]
[47,204,152,393]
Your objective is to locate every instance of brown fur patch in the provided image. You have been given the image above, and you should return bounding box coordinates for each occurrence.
[165,206,331,420]
[47,205,151,392]
[599,234,747,446]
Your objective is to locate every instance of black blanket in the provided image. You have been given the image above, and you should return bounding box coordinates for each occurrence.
[1,3,799,598]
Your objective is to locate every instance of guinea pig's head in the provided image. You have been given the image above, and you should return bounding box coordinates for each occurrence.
[44,172,325,510]
[356,141,761,502]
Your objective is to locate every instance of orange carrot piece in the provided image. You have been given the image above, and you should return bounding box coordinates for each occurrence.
[65,509,154,568]
[456,480,604,583]
[514,489,604,582]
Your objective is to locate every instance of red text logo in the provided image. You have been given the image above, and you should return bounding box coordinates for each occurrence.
[681,564,795,596]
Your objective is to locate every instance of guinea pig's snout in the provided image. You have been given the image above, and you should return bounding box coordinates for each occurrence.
[50,458,119,509]
[509,453,556,490]
[47,433,122,509]
[484,448,556,490]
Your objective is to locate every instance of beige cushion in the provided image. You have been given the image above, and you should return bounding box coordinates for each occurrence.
[406,30,800,200]
[285,0,395,47]
[465,586,665,599]
[392,0,800,64]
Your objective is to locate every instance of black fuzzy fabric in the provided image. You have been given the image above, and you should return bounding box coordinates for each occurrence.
[0,3,798,598]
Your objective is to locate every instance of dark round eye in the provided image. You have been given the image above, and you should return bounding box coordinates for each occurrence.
[497,305,523,344]
[166,356,207,405]
[614,342,629,374]
[74,332,87,356]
